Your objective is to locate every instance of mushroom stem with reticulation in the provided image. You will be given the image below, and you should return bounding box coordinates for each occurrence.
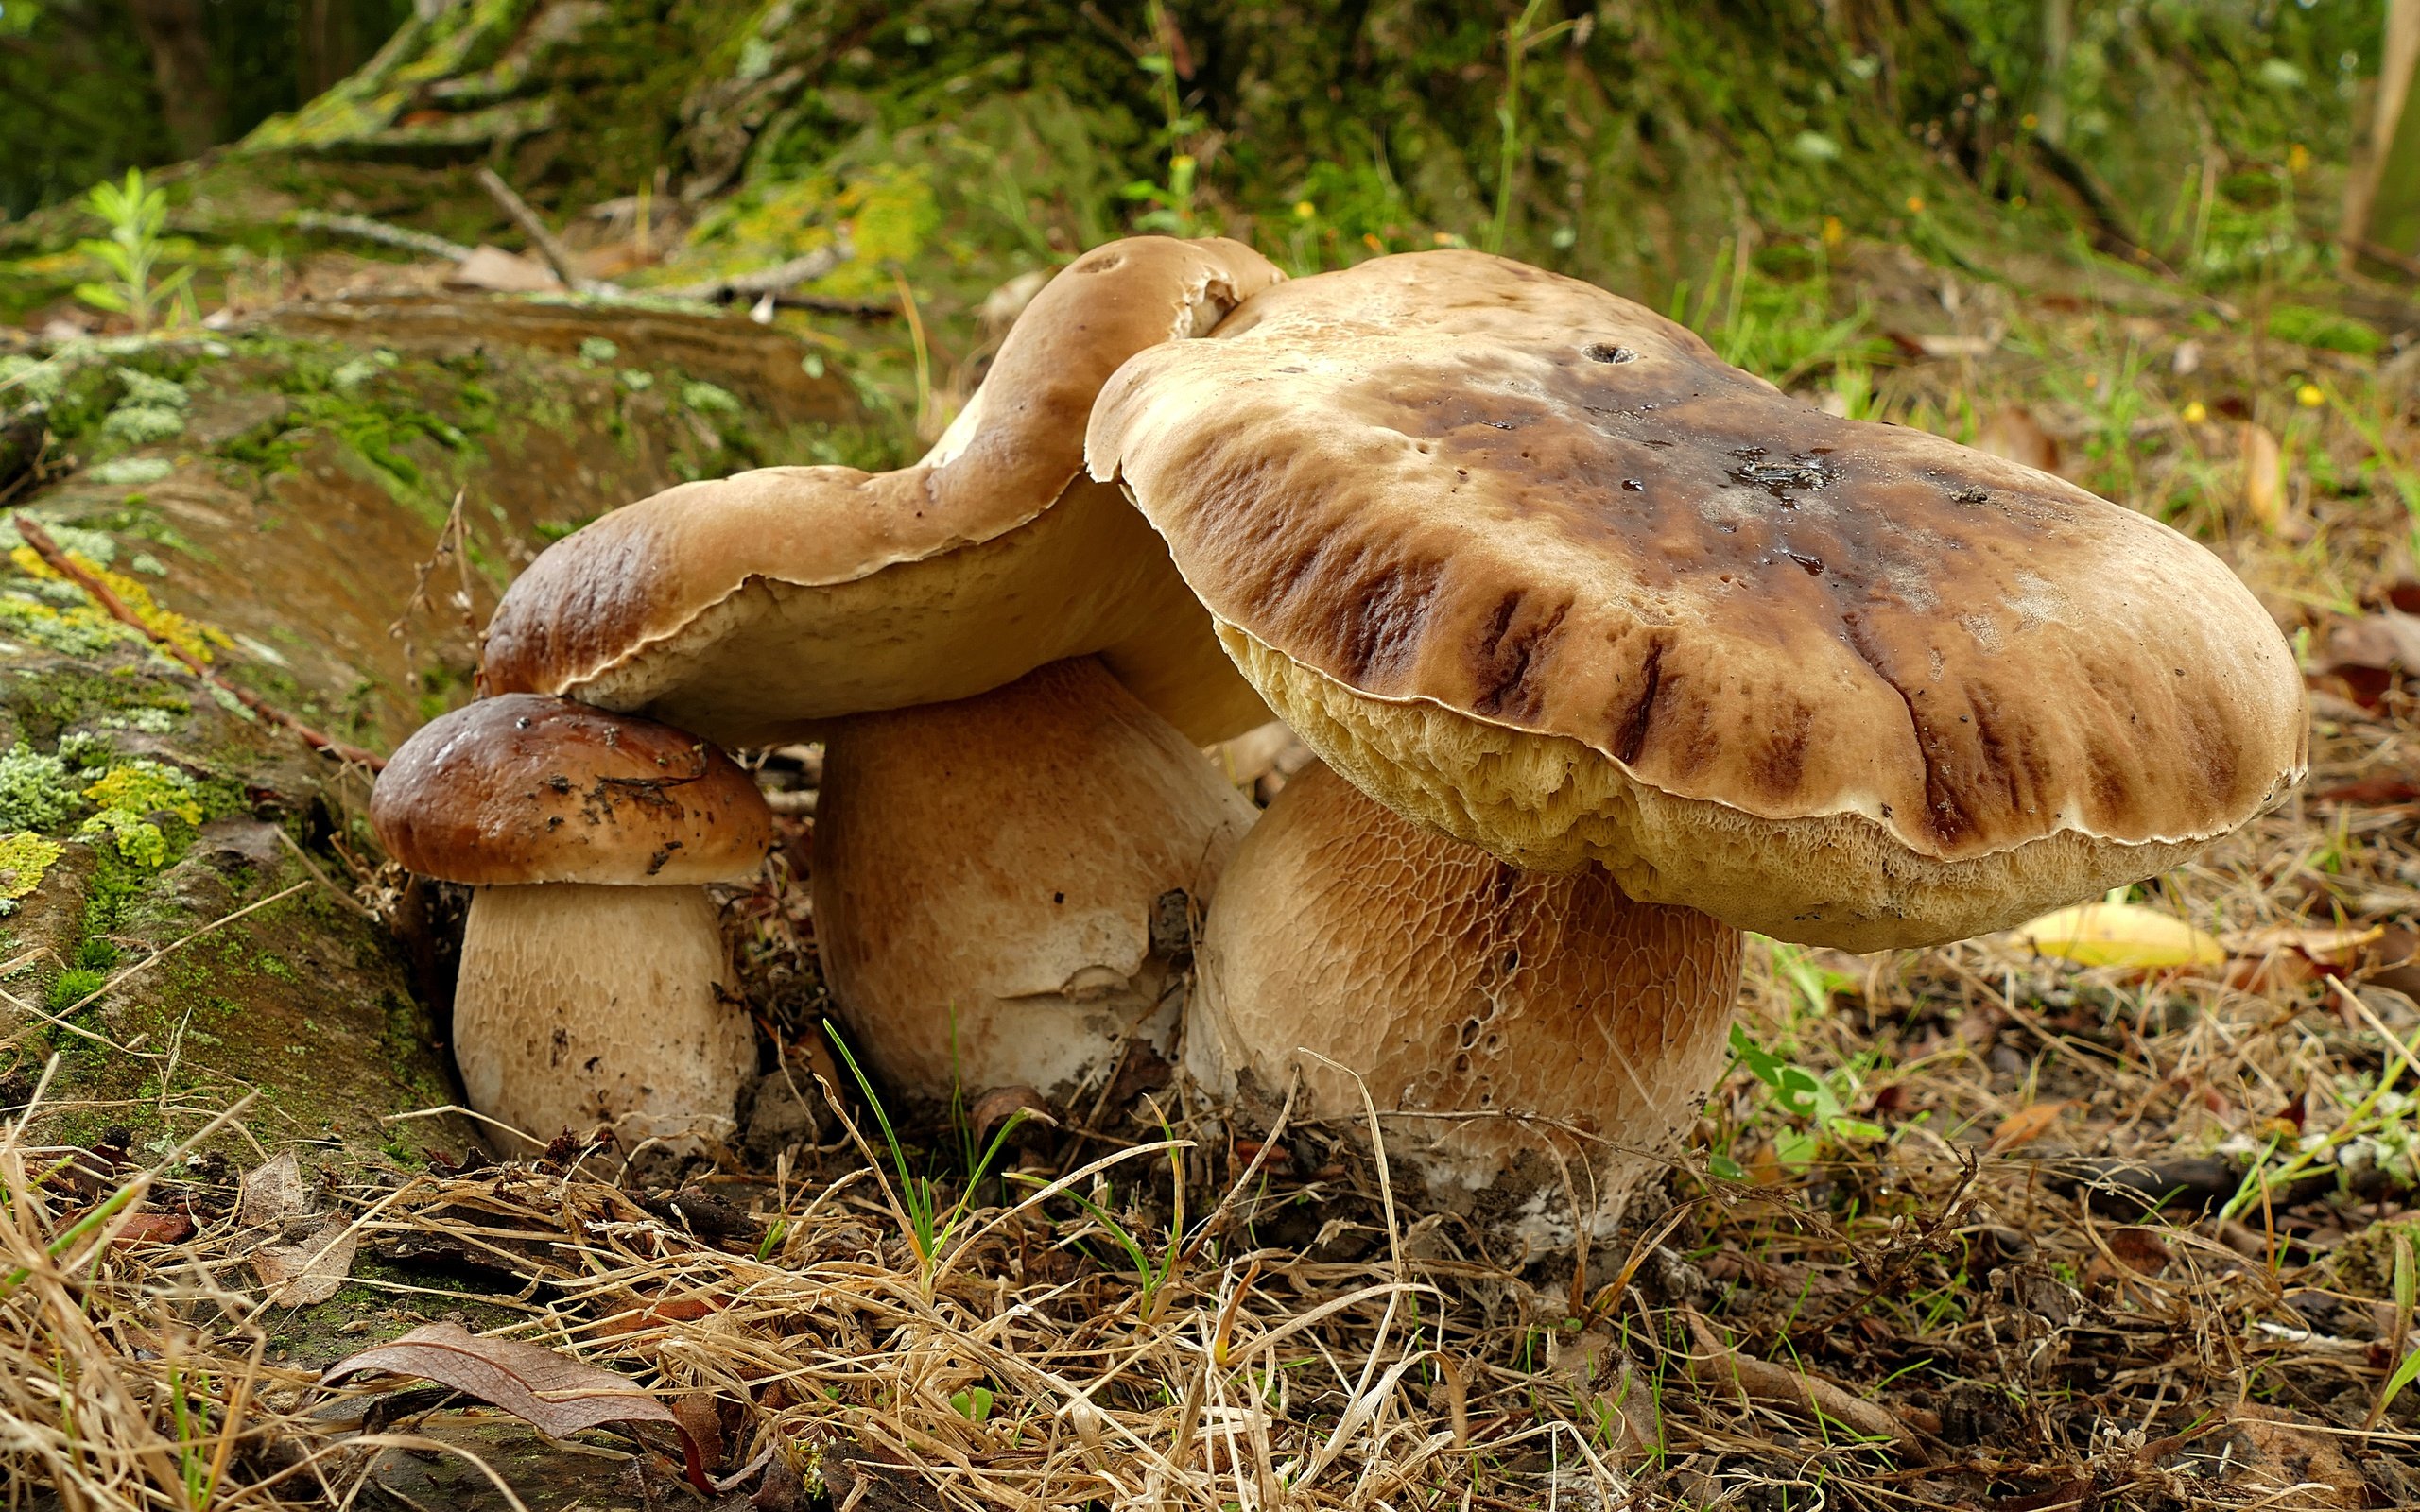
[370,694,771,1151]
[814,656,1255,1111]
[1191,761,1741,1245]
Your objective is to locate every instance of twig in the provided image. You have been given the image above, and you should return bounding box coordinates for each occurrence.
[660,238,855,301]
[292,211,475,264]
[1682,1309,1925,1459]
[475,167,598,294]
[11,515,386,770]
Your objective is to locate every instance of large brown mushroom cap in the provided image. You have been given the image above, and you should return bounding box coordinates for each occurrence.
[371,693,771,887]
[481,236,1286,746]
[1192,762,1740,1234]
[1089,250,2308,950]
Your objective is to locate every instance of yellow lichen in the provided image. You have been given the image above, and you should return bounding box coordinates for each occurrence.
[10,546,235,666]
[82,762,201,824]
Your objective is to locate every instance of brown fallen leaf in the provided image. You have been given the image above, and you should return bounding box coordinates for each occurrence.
[323,1320,711,1492]
[1988,1099,2075,1154]
[109,1210,196,1247]
[238,1151,358,1305]
[251,1224,358,1306]
[238,1151,315,1226]
[2200,1403,2368,1508]
[2105,1225,2172,1277]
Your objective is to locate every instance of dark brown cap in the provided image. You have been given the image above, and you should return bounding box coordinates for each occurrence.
[370,694,772,886]
[1089,250,2308,950]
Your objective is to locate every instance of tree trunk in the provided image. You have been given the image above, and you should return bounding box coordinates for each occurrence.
[122,0,226,159]
[2347,0,2420,271]
[0,293,861,1159]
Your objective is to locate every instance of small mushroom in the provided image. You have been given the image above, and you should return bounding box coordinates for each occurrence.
[480,236,1287,747]
[1190,762,1739,1240]
[815,657,1254,1109]
[370,694,770,1150]
[1092,250,2307,1205]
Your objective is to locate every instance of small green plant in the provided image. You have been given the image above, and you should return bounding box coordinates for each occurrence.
[822,1019,1027,1289]
[1013,1099,1189,1324]
[1483,0,1578,255]
[1119,1,1202,235]
[75,169,195,334]
[949,1384,994,1423]
[1713,1023,1885,1178]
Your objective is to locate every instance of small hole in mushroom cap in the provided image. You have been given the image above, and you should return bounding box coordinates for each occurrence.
[1582,342,1638,364]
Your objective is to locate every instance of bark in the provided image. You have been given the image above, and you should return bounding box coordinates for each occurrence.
[122,0,226,159]
[0,294,863,1160]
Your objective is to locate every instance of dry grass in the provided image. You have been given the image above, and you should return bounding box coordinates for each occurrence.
[10,259,2420,1510]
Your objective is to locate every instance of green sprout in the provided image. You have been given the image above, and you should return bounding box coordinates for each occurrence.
[75,168,196,334]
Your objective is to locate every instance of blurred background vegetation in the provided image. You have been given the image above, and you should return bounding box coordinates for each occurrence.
[0,0,409,217]
[0,1,2389,290]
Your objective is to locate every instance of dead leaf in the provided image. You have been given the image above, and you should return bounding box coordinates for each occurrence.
[2326,610,2420,678]
[109,1210,196,1247]
[1987,1099,2074,1153]
[672,1395,724,1474]
[2202,1403,2369,1508]
[1975,404,2061,477]
[2002,902,2226,970]
[239,1151,315,1226]
[2242,422,2285,531]
[968,1084,1056,1143]
[251,1223,358,1306]
[323,1320,711,1492]
[446,245,563,294]
[237,1151,357,1304]
[2105,1226,2172,1276]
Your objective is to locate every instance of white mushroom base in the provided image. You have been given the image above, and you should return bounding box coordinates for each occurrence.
[455,883,755,1151]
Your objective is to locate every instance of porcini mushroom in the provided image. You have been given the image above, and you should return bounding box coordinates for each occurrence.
[371,694,771,1149]
[1089,250,2306,1202]
[814,657,1254,1108]
[1190,762,1740,1241]
[480,236,1287,747]
[463,237,1283,1111]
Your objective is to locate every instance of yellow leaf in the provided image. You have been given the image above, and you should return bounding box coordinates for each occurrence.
[2003,902,2225,970]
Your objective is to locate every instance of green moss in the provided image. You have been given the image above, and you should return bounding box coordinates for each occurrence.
[2268,303,2385,357]
[45,966,105,1011]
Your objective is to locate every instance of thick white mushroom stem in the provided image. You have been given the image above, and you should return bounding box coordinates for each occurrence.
[1191,763,1743,1247]
[813,656,1256,1111]
[456,883,755,1150]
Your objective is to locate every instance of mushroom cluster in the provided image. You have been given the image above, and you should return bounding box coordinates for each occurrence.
[372,240,2304,1234]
